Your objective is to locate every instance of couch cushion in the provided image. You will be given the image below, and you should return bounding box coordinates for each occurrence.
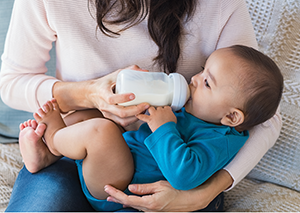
[0,143,22,211]
[225,178,300,211]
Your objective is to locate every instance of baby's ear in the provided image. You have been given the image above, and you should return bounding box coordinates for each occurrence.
[221,109,244,127]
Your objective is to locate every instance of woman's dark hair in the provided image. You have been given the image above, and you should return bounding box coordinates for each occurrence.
[230,45,284,132]
[89,0,196,73]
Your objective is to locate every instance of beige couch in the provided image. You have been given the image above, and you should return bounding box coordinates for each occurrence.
[1,0,300,211]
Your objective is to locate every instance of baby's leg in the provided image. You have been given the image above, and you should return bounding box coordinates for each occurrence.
[79,118,134,200]
[19,120,61,173]
[35,99,134,200]
[63,109,104,126]
[63,109,125,133]
[18,107,102,173]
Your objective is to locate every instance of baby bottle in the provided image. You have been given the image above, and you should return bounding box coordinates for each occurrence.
[115,69,190,111]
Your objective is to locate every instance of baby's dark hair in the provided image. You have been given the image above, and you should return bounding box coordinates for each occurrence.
[229,45,283,132]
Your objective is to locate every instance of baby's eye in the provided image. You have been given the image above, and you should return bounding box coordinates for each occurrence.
[200,66,205,72]
[205,79,210,88]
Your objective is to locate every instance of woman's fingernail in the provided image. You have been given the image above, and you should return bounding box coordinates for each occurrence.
[128,184,137,191]
[129,94,135,100]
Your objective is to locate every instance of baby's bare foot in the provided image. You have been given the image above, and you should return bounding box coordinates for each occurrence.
[19,119,55,173]
[34,99,66,156]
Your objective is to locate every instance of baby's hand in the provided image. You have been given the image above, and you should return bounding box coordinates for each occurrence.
[136,106,177,132]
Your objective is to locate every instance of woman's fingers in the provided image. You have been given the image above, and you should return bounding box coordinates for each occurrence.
[107,93,135,105]
[105,185,156,212]
[102,102,149,118]
[90,65,151,126]
[100,103,148,127]
[105,181,177,212]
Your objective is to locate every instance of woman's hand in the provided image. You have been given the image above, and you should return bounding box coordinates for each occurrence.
[104,181,206,212]
[104,170,233,212]
[53,65,150,127]
[88,68,150,126]
[105,181,187,212]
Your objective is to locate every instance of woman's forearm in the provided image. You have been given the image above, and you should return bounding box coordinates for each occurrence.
[190,169,233,210]
[224,109,282,189]
[105,169,233,212]
[169,170,233,211]
[52,69,149,127]
[0,70,58,112]
[52,70,125,113]
[52,80,96,113]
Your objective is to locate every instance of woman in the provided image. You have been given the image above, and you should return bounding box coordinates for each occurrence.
[0,0,281,211]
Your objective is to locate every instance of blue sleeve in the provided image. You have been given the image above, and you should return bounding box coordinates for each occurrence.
[144,122,245,190]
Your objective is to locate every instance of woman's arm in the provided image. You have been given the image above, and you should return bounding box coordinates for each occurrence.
[0,0,57,112]
[52,69,149,126]
[105,169,233,212]
[224,109,282,189]
[0,0,148,126]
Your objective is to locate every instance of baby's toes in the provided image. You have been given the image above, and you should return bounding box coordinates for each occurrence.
[19,119,34,130]
[37,108,46,118]
[35,123,46,138]
[43,101,51,113]
[33,112,42,122]
[50,98,59,111]
[19,123,26,131]
[29,120,38,129]
[24,119,31,127]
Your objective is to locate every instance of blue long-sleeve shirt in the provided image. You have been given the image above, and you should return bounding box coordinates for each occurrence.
[124,108,249,190]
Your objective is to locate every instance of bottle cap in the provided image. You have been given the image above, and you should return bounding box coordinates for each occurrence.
[169,73,190,111]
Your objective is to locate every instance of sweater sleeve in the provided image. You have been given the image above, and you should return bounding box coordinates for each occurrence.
[0,0,58,112]
[144,122,246,190]
[224,109,282,190]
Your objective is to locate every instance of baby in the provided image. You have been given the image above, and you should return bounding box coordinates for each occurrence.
[19,45,283,211]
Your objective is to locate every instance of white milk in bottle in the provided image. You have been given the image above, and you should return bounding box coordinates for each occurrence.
[116,69,190,111]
